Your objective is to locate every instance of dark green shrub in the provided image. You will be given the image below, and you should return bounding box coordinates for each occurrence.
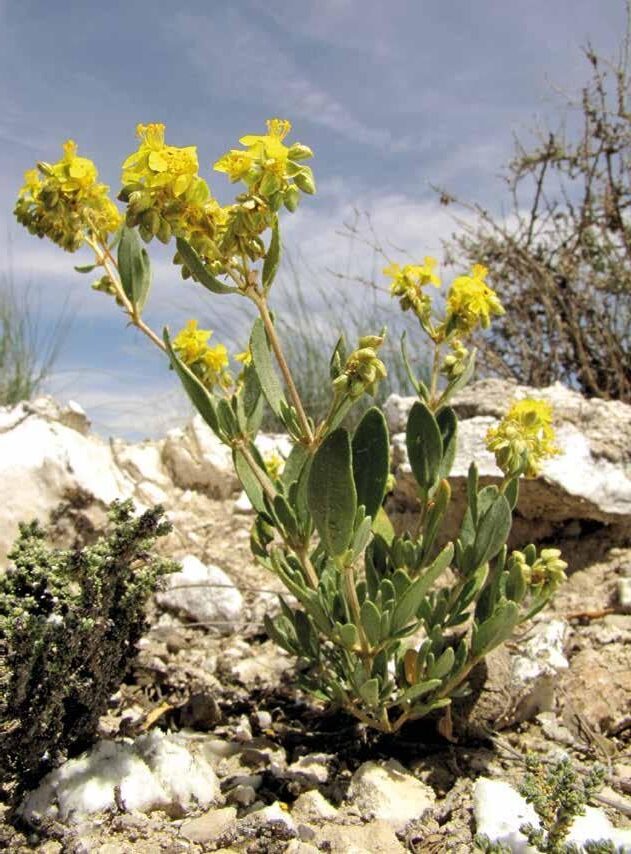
[0,499,177,795]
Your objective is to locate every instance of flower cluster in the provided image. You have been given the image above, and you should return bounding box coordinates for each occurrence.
[445,264,504,335]
[119,123,224,250]
[485,398,559,477]
[508,547,568,598]
[332,334,387,399]
[383,258,441,326]
[214,118,315,212]
[172,319,231,391]
[14,140,121,252]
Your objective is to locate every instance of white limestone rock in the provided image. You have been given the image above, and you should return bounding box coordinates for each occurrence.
[155,554,243,631]
[162,414,238,498]
[510,620,570,721]
[20,731,222,824]
[347,759,435,831]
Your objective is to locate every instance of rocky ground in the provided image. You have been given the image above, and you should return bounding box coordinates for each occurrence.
[1,382,630,852]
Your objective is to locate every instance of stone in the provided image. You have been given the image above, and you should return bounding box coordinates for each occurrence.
[385,381,631,544]
[180,806,237,844]
[155,554,243,631]
[284,753,333,785]
[291,790,338,824]
[561,643,631,733]
[233,490,254,515]
[618,577,631,612]
[20,731,222,824]
[162,415,238,498]
[314,820,406,853]
[474,777,631,852]
[347,759,435,831]
[509,620,569,721]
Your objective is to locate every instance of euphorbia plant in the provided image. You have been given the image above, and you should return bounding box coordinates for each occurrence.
[14,119,567,733]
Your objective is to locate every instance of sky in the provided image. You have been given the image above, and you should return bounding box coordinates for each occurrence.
[0,0,627,438]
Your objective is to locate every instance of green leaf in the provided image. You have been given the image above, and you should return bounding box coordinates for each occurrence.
[359,677,380,707]
[307,429,357,557]
[360,600,381,646]
[472,600,520,658]
[262,215,281,291]
[250,317,286,417]
[406,401,443,494]
[163,329,220,436]
[436,407,458,479]
[118,226,152,313]
[398,678,441,705]
[281,443,309,488]
[233,446,267,514]
[74,263,97,273]
[352,515,373,560]
[391,543,454,632]
[352,407,390,519]
[427,646,455,679]
[503,477,519,511]
[338,622,359,649]
[329,335,347,380]
[471,494,512,569]
[372,507,395,545]
[175,237,238,294]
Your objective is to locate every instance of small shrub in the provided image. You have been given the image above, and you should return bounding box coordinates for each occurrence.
[0,500,177,794]
[13,119,567,736]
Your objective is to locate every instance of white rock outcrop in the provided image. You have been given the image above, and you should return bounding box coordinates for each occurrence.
[20,731,222,824]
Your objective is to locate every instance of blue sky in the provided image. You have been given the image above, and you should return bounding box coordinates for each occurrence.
[1,0,626,437]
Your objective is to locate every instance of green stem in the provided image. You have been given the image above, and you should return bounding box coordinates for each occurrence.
[252,292,314,445]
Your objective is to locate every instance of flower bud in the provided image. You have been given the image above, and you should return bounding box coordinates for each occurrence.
[293,167,316,194]
[283,185,300,212]
[288,143,314,161]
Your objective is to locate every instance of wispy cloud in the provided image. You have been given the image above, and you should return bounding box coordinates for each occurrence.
[170,8,412,152]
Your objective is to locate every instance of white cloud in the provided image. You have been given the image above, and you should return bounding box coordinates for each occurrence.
[169,9,412,152]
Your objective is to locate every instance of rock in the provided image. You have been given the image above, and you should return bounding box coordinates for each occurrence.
[285,842,319,854]
[618,577,631,612]
[238,800,297,839]
[509,620,570,721]
[561,643,631,733]
[474,777,631,852]
[291,790,338,824]
[233,490,254,515]
[227,784,258,807]
[473,777,541,853]
[385,381,631,544]
[181,806,238,844]
[347,759,435,831]
[20,731,222,824]
[155,554,243,631]
[284,753,333,786]
[0,397,138,563]
[162,415,238,498]
[314,820,406,853]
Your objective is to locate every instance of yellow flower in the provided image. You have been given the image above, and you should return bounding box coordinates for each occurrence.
[14,140,121,252]
[235,348,253,366]
[385,257,441,323]
[446,264,504,335]
[485,398,560,478]
[172,319,211,364]
[172,320,231,391]
[214,150,255,183]
[263,451,285,481]
[214,118,315,210]
[122,123,199,196]
[203,343,229,374]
